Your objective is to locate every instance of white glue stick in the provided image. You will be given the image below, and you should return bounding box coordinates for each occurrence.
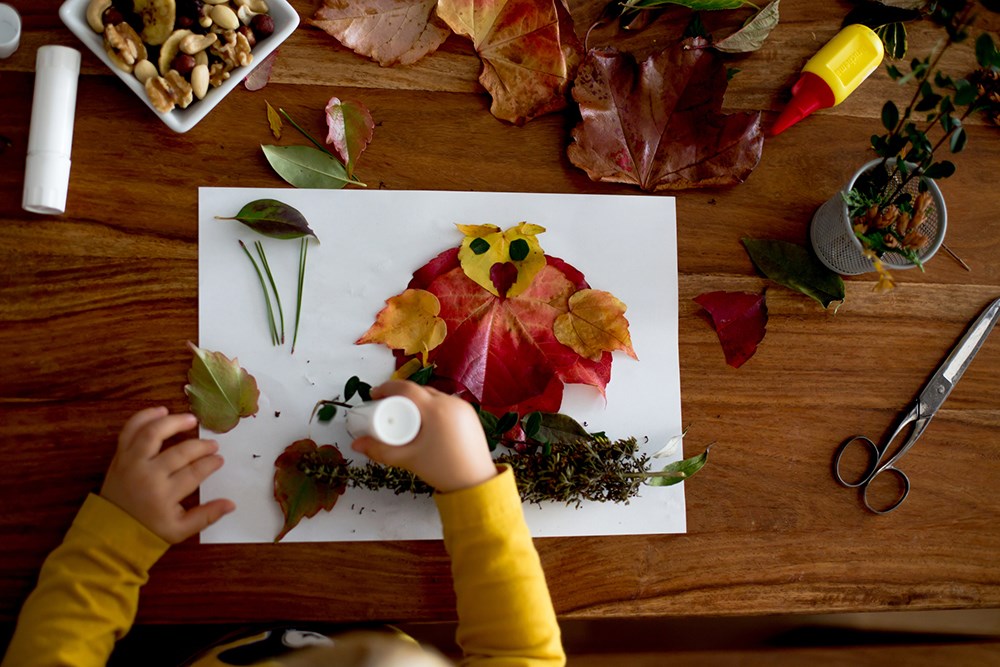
[346,396,421,446]
[22,45,81,215]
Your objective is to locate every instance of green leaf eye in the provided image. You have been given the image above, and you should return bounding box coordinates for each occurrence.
[509,238,529,261]
[470,237,490,255]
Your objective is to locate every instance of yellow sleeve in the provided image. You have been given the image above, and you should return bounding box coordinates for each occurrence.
[1,494,170,667]
[434,466,565,667]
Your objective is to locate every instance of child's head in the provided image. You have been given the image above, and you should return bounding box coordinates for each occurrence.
[277,631,451,667]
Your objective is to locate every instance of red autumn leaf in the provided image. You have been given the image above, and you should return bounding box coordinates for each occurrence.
[567,39,764,191]
[403,248,611,415]
[311,0,451,67]
[435,0,582,124]
[273,439,348,542]
[694,291,767,369]
[244,49,279,91]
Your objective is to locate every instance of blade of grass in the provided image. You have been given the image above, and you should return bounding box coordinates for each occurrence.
[292,237,308,354]
[239,240,279,345]
[254,241,285,344]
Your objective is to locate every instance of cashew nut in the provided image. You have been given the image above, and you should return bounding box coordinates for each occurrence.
[236,6,258,26]
[180,32,217,55]
[86,0,112,33]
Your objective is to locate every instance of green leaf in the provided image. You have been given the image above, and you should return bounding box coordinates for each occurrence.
[950,126,967,153]
[216,199,317,240]
[522,411,542,439]
[646,446,711,486]
[881,100,899,131]
[470,237,490,255]
[407,364,435,385]
[953,79,978,106]
[874,22,907,60]
[325,97,375,178]
[886,64,903,80]
[273,439,348,542]
[533,413,593,445]
[741,238,845,308]
[261,145,358,189]
[508,238,530,261]
[317,404,337,422]
[923,160,955,179]
[344,376,372,402]
[726,67,742,81]
[496,411,519,435]
[976,33,999,68]
[184,342,260,434]
[713,0,781,53]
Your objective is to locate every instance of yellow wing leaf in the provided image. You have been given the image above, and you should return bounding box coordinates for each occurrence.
[266,100,283,140]
[357,288,447,357]
[553,289,637,362]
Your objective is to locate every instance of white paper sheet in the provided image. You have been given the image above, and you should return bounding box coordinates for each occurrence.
[197,188,683,543]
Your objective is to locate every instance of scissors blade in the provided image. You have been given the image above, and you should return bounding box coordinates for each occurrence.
[918,297,1000,414]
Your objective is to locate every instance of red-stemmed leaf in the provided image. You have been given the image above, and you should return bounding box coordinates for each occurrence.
[567,39,764,190]
[694,291,767,368]
[273,439,348,542]
[311,0,450,66]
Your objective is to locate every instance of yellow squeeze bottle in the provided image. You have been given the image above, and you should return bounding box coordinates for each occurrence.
[771,24,885,136]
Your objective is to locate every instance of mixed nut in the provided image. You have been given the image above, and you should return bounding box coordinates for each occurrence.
[86,0,276,114]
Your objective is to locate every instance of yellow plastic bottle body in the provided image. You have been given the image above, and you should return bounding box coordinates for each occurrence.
[803,24,884,105]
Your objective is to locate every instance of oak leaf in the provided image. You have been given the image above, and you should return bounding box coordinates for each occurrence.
[435,0,583,124]
[184,342,260,433]
[273,439,348,542]
[311,0,451,66]
[357,288,447,360]
[554,289,637,362]
[693,291,767,368]
[567,39,764,190]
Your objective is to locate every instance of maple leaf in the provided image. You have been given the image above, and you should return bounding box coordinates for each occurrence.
[325,97,375,178]
[435,0,583,124]
[311,0,451,67]
[357,288,447,362]
[273,439,348,542]
[693,291,767,368]
[567,39,764,190]
[402,248,612,415]
[553,289,637,362]
[183,342,260,433]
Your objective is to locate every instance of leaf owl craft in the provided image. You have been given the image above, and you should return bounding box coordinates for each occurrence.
[358,223,637,415]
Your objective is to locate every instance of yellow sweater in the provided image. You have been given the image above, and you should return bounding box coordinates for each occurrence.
[2,466,564,667]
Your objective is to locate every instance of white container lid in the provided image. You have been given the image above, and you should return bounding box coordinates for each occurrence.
[0,3,20,59]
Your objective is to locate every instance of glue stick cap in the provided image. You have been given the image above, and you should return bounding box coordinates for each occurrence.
[0,4,20,59]
[23,45,82,215]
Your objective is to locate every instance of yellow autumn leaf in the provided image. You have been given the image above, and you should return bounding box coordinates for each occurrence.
[357,288,447,360]
[553,289,637,362]
[266,100,282,140]
[456,221,546,298]
[392,358,424,381]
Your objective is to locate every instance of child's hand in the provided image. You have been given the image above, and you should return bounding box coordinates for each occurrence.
[100,407,236,544]
[351,381,497,493]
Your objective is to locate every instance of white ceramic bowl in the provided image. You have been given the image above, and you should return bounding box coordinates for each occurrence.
[59,0,298,133]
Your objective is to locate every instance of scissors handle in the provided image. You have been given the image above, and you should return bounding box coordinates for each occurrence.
[861,466,911,515]
[833,435,881,488]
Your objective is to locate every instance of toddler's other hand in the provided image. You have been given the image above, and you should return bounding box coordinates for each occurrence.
[351,381,497,493]
[100,407,235,544]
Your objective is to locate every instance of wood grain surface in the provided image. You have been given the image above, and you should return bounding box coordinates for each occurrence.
[1,0,999,624]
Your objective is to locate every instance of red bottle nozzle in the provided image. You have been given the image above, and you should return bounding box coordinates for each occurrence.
[769,72,837,136]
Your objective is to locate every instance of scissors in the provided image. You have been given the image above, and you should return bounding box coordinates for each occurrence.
[834,296,1000,514]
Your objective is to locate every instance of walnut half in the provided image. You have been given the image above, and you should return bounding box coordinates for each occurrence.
[210,29,253,72]
[145,70,194,114]
[104,23,147,74]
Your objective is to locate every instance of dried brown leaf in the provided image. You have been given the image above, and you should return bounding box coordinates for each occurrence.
[312,0,451,66]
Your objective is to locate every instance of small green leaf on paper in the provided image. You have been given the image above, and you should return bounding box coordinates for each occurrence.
[273,439,348,542]
[646,445,711,486]
[217,199,317,240]
[741,238,845,308]
[533,413,593,445]
[184,342,260,434]
[713,0,781,53]
[262,144,358,189]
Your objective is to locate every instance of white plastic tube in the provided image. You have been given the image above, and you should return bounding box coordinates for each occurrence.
[345,396,421,446]
[22,45,81,215]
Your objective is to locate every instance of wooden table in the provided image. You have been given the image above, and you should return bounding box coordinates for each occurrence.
[2,0,999,626]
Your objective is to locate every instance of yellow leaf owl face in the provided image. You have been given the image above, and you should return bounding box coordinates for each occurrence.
[456,222,546,298]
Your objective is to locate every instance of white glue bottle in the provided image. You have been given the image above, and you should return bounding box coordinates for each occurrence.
[346,396,422,446]
[23,45,81,215]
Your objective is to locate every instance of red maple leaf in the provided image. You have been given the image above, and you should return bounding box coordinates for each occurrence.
[405,248,610,414]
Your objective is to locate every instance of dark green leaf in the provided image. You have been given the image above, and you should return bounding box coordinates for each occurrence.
[976,33,998,68]
[874,22,907,60]
[843,2,920,31]
[317,404,337,422]
[508,238,530,261]
[646,445,711,486]
[261,144,356,189]
[357,382,372,402]
[726,67,742,81]
[533,413,592,445]
[476,407,498,434]
[953,79,977,106]
[217,199,318,240]
[915,92,942,112]
[496,411,519,435]
[886,64,903,80]
[741,238,845,308]
[470,237,490,255]
[407,364,435,385]
[923,160,955,179]
[713,0,781,54]
[344,376,360,401]
[950,126,967,153]
[881,100,899,131]
[522,411,542,439]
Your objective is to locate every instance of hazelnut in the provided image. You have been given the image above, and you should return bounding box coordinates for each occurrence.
[237,25,256,49]
[250,13,274,40]
[102,6,125,26]
[176,14,194,29]
[172,52,197,76]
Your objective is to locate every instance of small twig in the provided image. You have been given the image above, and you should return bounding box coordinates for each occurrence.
[941,242,972,271]
[239,240,279,345]
[254,241,285,344]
